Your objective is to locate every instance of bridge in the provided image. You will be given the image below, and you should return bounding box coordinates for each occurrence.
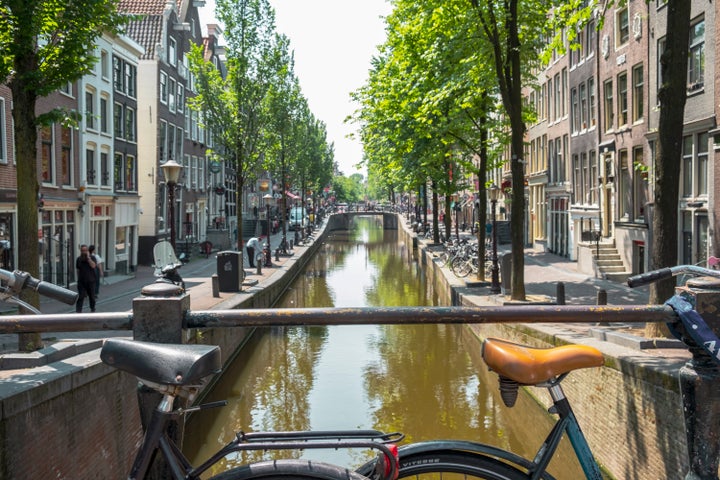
[326,211,398,231]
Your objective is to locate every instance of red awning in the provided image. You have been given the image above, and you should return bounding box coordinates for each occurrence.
[286,191,300,200]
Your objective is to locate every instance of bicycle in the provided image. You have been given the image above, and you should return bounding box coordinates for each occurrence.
[353,264,720,480]
[101,338,403,479]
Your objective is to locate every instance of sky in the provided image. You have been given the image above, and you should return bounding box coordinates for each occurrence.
[198,0,392,177]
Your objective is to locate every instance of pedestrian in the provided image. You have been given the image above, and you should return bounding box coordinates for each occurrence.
[88,245,104,296]
[246,236,261,268]
[76,244,97,313]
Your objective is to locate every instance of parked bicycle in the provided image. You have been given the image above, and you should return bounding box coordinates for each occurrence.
[353,264,720,480]
[101,338,403,479]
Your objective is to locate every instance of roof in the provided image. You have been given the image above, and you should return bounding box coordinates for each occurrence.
[125,15,164,59]
[119,0,179,15]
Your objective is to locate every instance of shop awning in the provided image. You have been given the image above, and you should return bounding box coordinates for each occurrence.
[286,191,300,200]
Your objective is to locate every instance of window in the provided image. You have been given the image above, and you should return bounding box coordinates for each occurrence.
[60,82,73,96]
[589,150,598,204]
[579,82,588,129]
[41,126,53,183]
[688,17,705,91]
[159,120,168,163]
[632,64,644,122]
[113,56,123,91]
[101,151,110,186]
[586,19,596,57]
[85,90,95,130]
[168,37,177,66]
[554,73,561,121]
[169,77,176,112]
[573,154,581,202]
[657,37,666,101]
[603,79,614,132]
[177,84,184,113]
[588,77,596,127]
[616,7,629,46]
[125,62,136,98]
[682,132,709,197]
[126,155,136,191]
[0,98,5,164]
[160,71,168,104]
[547,79,553,121]
[617,72,628,127]
[86,148,96,185]
[101,50,110,79]
[562,68,568,117]
[571,87,579,133]
[125,107,135,142]
[61,126,72,186]
[633,147,647,220]
[100,96,108,133]
[114,153,125,191]
[619,149,630,218]
[114,102,124,138]
[581,152,589,203]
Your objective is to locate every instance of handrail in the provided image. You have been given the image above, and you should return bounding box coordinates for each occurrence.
[0,305,674,334]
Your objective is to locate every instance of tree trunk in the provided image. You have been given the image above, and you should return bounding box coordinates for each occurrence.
[646,0,691,338]
[507,0,526,301]
[9,74,42,351]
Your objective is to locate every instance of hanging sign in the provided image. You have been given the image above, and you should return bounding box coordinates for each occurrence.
[209,161,222,174]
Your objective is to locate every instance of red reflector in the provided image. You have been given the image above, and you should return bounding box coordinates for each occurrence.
[383,444,399,480]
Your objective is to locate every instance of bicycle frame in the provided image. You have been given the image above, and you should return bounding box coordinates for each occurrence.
[130,390,402,480]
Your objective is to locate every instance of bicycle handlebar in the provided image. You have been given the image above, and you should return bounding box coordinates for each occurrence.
[0,268,78,305]
[627,265,720,288]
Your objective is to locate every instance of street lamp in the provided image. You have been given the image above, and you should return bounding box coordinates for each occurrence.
[161,158,183,250]
[489,184,501,294]
[263,194,274,238]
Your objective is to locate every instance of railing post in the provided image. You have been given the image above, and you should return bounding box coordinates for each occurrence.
[677,278,720,479]
[132,282,188,480]
[556,282,565,305]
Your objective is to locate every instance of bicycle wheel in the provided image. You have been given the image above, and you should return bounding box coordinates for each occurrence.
[454,259,472,278]
[395,450,529,480]
[436,251,450,267]
[209,459,368,480]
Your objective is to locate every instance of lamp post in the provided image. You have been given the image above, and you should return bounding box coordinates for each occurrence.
[489,184,501,294]
[263,194,274,238]
[161,159,183,251]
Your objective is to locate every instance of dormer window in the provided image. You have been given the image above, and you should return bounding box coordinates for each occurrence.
[168,37,177,66]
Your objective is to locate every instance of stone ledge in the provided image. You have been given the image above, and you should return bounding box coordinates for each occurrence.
[0,339,104,370]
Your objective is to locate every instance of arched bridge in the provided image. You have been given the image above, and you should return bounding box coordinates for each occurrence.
[326,211,398,231]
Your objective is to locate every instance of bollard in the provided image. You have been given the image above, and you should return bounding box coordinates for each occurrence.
[676,277,720,478]
[275,248,280,262]
[132,282,189,479]
[211,274,220,298]
[597,289,607,305]
[556,282,565,305]
[256,259,262,275]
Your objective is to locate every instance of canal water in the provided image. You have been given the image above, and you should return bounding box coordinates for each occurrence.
[184,216,586,478]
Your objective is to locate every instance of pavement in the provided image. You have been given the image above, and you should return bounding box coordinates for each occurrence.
[0,215,690,366]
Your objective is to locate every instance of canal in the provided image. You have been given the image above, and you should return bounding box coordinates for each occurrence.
[184,216,586,478]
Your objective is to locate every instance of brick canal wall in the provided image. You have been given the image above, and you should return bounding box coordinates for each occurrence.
[398,220,689,479]
[0,230,326,478]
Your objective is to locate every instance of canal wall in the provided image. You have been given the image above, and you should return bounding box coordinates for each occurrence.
[0,227,329,479]
[399,218,688,479]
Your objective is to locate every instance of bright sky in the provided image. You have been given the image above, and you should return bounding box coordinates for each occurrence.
[198,0,392,177]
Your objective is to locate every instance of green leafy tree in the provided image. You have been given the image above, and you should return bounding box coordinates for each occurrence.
[0,0,126,350]
[188,0,276,263]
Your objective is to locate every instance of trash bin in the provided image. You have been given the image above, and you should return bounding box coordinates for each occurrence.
[216,251,243,292]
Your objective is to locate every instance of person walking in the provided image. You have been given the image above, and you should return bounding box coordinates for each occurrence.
[76,244,97,313]
[246,236,261,268]
[88,245,104,296]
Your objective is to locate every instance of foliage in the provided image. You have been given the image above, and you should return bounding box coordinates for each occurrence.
[0,0,127,349]
[332,174,365,204]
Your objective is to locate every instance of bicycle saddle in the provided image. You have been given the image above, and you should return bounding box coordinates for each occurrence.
[481,338,604,385]
[101,338,221,386]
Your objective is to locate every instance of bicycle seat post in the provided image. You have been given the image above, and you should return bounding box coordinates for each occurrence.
[132,281,190,478]
[675,277,720,478]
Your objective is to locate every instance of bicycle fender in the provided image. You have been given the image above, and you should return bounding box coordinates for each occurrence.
[357,440,556,480]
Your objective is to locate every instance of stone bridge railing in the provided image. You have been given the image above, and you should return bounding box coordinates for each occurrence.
[327,211,398,231]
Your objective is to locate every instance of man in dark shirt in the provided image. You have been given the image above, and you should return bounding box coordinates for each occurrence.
[76,244,97,313]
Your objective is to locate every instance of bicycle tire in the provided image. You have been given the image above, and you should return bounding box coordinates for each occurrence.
[209,459,368,480]
[436,251,450,267]
[454,259,472,278]
[395,450,529,480]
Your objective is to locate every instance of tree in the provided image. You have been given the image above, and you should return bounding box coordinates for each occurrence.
[0,0,126,350]
[188,0,276,264]
[646,0,691,336]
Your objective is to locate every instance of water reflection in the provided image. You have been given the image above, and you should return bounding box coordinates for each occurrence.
[184,217,584,478]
